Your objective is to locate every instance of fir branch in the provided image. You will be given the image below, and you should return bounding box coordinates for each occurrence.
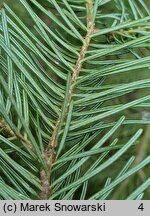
[0,119,14,137]
[1,0,150,200]
[40,0,95,200]
[0,119,33,152]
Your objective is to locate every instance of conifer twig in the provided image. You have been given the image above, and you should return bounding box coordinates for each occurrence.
[40,0,95,200]
[0,119,33,151]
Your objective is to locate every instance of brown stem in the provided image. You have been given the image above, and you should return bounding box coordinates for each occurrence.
[40,0,95,199]
[0,119,33,151]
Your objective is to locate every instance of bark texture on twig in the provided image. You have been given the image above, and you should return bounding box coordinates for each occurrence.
[40,0,95,200]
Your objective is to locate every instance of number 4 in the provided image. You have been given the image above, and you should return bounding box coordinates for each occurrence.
[138,203,144,211]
